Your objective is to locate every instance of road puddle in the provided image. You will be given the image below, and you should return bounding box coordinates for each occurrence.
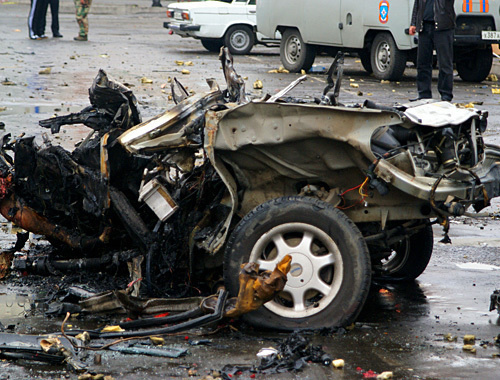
[455,262,500,271]
[0,105,83,116]
[0,289,33,326]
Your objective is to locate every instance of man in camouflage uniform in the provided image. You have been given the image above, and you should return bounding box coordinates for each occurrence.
[74,0,92,41]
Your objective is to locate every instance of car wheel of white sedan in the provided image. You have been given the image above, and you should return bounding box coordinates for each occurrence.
[201,38,224,53]
[224,196,372,330]
[224,25,255,55]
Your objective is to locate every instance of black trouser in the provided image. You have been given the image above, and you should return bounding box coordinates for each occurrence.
[28,0,46,38]
[38,0,60,36]
[417,22,454,101]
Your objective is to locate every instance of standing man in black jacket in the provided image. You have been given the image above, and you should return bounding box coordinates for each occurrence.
[409,0,455,101]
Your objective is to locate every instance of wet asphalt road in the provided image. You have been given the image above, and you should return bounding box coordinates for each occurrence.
[1,3,500,379]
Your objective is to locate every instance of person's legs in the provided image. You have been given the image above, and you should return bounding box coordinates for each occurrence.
[37,0,50,37]
[434,29,454,101]
[416,23,435,99]
[74,0,92,40]
[50,0,61,37]
[28,0,39,39]
[29,0,47,38]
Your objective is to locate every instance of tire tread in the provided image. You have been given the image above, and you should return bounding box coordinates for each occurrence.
[223,196,371,330]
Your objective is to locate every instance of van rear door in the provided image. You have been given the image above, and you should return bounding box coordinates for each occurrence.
[303,0,342,45]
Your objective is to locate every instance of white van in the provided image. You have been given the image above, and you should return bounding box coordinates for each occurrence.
[257,0,500,81]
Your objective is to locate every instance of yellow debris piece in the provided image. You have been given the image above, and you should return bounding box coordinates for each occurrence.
[487,73,498,81]
[253,80,263,89]
[39,67,52,75]
[463,335,475,344]
[150,336,165,346]
[463,344,476,353]
[268,67,289,74]
[377,372,393,380]
[332,359,345,368]
[444,333,457,342]
[101,325,125,333]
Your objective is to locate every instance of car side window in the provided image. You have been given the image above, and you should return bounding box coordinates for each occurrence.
[248,0,256,4]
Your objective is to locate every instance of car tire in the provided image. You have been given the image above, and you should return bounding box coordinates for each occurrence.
[373,221,433,282]
[456,46,492,82]
[359,49,373,74]
[223,196,371,330]
[280,29,316,73]
[201,38,224,53]
[370,32,407,80]
[224,25,254,55]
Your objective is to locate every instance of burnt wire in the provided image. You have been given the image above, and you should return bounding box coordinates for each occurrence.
[337,177,369,210]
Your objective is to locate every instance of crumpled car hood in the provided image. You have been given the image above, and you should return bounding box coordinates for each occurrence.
[403,100,481,127]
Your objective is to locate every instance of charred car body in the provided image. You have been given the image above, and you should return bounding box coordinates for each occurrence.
[1,49,499,330]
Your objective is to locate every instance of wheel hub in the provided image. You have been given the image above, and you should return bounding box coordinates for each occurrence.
[249,222,344,318]
[376,42,391,71]
[287,254,313,288]
[378,49,388,64]
[286,37,300,62]
[231,32,248,49]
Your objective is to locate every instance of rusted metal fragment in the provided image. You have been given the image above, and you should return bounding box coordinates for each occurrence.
[0,194,109,251]
[170,77,189,104]
[79,289,203,315]
[0,252,13,279]
[118,88,223,153]
[320,51,344,106]
[202,110,238,254]
[109,187,151,251]
[202,255,292,318]
[127,255,144,297]
[267,74,307,102]
[219,46,248,104]
[0,332,82,369]
[39,69,141,134]
[39,336,86,372]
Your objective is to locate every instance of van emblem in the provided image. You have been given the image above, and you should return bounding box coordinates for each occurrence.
[379,1,389,24]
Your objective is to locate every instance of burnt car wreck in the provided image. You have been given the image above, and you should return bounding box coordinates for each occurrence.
[1,48,500,330]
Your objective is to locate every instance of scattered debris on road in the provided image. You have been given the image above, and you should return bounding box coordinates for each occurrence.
[1,47,500,338]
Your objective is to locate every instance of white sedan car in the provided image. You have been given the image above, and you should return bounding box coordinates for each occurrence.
[163,0,278,55]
